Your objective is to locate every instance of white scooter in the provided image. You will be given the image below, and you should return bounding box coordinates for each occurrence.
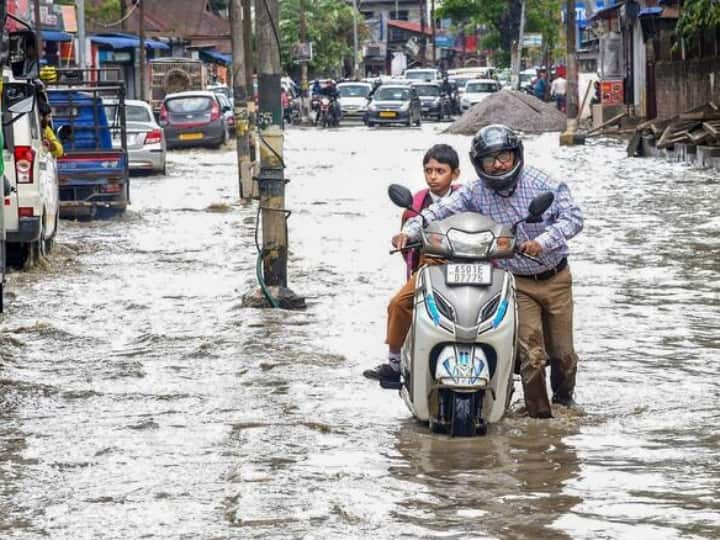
[384,184,554,436]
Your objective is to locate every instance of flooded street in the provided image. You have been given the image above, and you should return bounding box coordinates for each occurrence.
[1,123,719,538]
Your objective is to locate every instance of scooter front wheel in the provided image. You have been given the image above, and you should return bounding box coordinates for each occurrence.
[451,392,485,437]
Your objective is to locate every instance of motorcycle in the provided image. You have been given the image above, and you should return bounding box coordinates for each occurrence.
[384,184,554,437]
[316,95,340,128]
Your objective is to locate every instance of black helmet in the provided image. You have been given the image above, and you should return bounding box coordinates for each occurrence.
[469,124,524,193]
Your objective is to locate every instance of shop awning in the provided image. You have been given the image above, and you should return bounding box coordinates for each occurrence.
[90,34,170,50]
[200,49,231,66]
[42,30,73,42]
[589,2,623,21]
[639,7,663,16]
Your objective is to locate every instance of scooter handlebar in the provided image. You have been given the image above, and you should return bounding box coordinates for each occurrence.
[389,242,421,255]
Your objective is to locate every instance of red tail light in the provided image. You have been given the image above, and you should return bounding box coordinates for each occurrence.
[144,129,163,145]
[210,100,221,121]
[159,103,168,123]
[19,207,34,218]
[14,146,35,184]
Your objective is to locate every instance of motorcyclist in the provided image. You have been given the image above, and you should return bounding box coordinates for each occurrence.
[318,80,341,125]
[366,125,584,419]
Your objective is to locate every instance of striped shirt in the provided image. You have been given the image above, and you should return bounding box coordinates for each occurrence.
[402,165,584,275]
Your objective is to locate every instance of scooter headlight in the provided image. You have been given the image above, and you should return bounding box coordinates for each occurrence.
[435,345,490,387]
[447,230,494,258]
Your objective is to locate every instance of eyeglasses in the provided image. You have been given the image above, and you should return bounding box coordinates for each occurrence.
[481,151,514,169]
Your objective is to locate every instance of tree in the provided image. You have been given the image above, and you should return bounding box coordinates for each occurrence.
[279,0,367,77]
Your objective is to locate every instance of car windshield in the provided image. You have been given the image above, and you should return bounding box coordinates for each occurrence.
[414,85,440,97]
[451,77,473,88]
[405,70,435,81]
[166,96,213,113]
[374,87,409,101]
[466,82,498,93]
[127,105,152,122]
[338,85,370,98]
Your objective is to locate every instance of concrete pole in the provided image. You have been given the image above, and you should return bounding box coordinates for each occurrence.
[77,0,86,69]
[352,0,359,78]
[139,0,146,101]
[418,0,427,66]
[241,0,257,173]
[560,0,585,145]
[229,0,253,201]
[299,0,310,120]
[511,0,526,90]
[431,0,436,65]
[255,0,302,304]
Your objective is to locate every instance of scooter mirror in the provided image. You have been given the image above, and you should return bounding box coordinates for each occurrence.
[388,184,413,209]
[526,191,554,222]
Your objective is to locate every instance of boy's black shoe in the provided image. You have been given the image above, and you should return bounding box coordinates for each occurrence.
[363,363,400,383]
[552,394,577,408]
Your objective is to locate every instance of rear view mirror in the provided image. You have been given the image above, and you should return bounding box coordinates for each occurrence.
[8,30,39,80]
[388,184,413,209]
[526,192,554,223]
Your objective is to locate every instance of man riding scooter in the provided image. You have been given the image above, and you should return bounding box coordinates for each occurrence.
[366,125,584,419]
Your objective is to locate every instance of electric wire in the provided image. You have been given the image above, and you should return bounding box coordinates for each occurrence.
[90,1,140,28]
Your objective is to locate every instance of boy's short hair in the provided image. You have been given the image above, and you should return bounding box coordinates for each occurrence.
[423,144,460,171]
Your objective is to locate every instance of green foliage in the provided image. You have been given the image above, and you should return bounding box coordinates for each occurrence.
[280,0,367,77]
[86,0,121,24]
[677,0,720,39]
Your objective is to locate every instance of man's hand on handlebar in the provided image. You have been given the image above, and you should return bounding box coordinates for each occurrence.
[519,240,543,257]
[392,233,409,250]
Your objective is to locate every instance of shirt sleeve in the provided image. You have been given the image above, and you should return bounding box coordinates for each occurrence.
[401,184,478,241]
[534,181,583,253]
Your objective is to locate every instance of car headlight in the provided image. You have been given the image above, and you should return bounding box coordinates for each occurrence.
[447,230,494,258]
[368,103,377,111]
[461,97,470,105]
[400,102,410,111]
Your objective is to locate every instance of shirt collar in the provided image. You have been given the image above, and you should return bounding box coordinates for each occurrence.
[429,187,452,203]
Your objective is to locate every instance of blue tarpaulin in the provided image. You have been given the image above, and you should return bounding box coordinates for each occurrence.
[200,49,231,65]
[639,7,663,16]
[90,34,169,50]
[42,30,73,42]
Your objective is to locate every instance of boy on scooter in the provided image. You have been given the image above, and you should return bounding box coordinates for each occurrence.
[365,125,583,419]
[364,143,461,381]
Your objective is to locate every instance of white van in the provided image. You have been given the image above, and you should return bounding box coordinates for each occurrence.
[403,68,441,82]
[3,76,59,266]
[447,66,498,80]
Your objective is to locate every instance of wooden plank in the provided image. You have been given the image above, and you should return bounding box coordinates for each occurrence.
[588,112,628,134]
[576,80,593,122]
[656,125,675,148]
[703,122,720,136]
[678,111,720,121]
[688,128,709,144]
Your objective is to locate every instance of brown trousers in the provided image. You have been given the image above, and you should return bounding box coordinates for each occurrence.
[515,267,578,417]
[386,264,578,418]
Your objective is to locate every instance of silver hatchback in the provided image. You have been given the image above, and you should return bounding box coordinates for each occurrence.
[160,91,229,149]
[106,99,167,174]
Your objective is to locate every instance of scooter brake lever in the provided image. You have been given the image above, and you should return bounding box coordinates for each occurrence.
[389,242,421,255]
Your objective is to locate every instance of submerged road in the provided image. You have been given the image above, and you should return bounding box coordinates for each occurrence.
[1,123,719,538]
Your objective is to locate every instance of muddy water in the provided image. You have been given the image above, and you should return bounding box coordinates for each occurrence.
[1,125,718,538]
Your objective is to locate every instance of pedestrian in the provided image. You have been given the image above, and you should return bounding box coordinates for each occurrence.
[551,73,567,112]
[363,143,462,382]
[40,109,63,158]
[533,69,548,101]
[366,125,584,419]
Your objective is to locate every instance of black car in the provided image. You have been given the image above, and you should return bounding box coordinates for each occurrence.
[412,82,450,121]
[365,84,422,127]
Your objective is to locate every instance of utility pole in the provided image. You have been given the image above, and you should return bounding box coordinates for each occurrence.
[511,0,526,90]
[230,0,253,201]
[431,0,436,65]
[418,0,427,66]
[299,0,310,119]
[138,0,146,101]
[241,0,257,181]
[352,0,359,78]
[560,0,585,145]
[33,0,42,69]
[77,0,86,69]
[253,0,304,308]
[120,0,127,32]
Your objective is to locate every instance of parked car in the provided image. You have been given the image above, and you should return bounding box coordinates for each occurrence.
[3,78,60,265]
[411,81,449,120]
[461,79,501,110]
[336,81,371,119]
[207,83,232,101]
[215,93,236,137]
[403,68,441,82]
[159,90,230,149]
[105,98,166,175]
[365,84,422,127]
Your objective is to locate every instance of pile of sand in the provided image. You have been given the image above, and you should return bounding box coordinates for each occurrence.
[445,89,566,135]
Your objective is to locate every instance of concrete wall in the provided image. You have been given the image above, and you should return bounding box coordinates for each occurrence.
[654,57,720,119]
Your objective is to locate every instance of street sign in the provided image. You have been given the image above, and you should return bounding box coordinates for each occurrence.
[435,35,455,48]
[293,42,313,62]
[521,33,543,48]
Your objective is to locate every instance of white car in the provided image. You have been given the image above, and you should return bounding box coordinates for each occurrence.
[3,77,60,266]
[403,68,441,82]
[106,99,167,174]
[461,79,501,110]
[336,82,372,119]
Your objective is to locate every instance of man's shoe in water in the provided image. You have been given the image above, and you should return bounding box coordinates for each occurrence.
[363,363,400,382]
[552,394,577,408]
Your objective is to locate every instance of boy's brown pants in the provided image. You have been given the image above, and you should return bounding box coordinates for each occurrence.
[385,264,578,418]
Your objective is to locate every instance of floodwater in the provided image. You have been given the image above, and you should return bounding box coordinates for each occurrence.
[1,123,719,539]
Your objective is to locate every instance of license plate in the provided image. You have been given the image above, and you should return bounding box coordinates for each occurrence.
[446,263,492,285]
[179,133,204,141]
[379,111,397,118]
